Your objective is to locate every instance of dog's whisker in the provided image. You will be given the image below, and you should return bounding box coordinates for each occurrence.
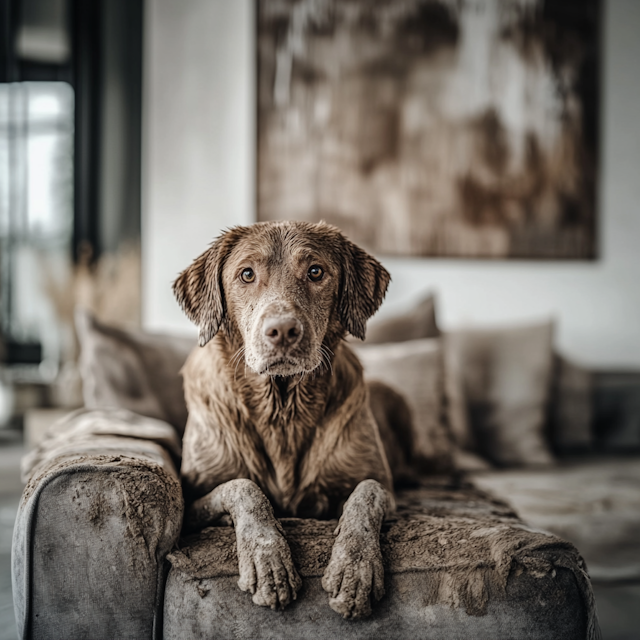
[233,349,246,382]
[314,348,326,374]
[317,345,334,376]
[231,347,246,367]
[230,346,244,365]
[231,347,247,382]
[320,345,333,359]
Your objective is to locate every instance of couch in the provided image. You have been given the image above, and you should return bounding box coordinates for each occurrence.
[14,301,635,640]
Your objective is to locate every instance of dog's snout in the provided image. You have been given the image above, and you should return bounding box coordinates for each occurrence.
[263,317,303,349]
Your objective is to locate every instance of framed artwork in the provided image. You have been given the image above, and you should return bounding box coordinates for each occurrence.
[257,0,600,259]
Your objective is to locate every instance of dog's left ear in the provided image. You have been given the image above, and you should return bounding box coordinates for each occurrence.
[173,227,246,347]
[338,237,391,340]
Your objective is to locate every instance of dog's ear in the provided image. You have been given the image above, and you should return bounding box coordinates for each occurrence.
[173,228,245,347]
[338,237,390,340]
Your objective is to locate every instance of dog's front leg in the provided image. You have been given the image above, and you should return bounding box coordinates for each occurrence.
[322,479,393,619]
[186,479,302,610]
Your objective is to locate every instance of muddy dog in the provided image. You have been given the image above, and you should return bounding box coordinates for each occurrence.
[173,220,401,619]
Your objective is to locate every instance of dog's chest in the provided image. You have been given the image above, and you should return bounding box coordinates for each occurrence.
[251,410,317,511]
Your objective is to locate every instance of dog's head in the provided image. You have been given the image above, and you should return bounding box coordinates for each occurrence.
[173,221,390,376]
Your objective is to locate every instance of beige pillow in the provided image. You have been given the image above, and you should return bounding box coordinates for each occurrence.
[352,338,453,470]
[444,321,555,467]
[76,309,195,434]
[451,448,493,472]
[362,294,440,344]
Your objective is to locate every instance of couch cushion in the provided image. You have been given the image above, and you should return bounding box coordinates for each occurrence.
[76,309,195,434]
[549,355,594,453]
[592,372,640,451]
[353,337,491,474]
[165,482,600,640]
[361,294,440,344]
[444,321,555,467]
[470,456,640,583]
[353,339,452,469]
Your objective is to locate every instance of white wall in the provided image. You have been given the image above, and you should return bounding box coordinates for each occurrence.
[143,0,640,368]
[142,0,254,334]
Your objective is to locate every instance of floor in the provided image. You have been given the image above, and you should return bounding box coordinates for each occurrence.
[0,495,19,640]
[0,439,23,640]
[594,582,640,640]
[0,438,639,639]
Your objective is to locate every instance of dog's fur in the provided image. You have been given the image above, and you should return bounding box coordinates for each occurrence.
[173,221,398,618]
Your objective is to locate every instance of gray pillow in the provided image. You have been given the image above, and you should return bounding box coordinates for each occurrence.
[362,294,439,344]
[444,321,555,467]
[76,309,195,434]
[549,355,594,452]
[352,338,453,469]
[592,371,640,451]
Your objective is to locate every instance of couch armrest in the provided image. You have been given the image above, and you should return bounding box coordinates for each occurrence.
[12,411,184,640]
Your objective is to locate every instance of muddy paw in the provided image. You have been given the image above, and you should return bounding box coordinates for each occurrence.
[236,522,302,610]
[321,533,385,619]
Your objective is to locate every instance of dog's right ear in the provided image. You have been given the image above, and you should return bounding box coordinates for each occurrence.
[172,228,245,347]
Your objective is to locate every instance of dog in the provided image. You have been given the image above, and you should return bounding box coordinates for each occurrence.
[173,220,404,619]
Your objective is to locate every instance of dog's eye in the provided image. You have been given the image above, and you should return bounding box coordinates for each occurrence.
[308,265,324,282]
[240,268,255,283]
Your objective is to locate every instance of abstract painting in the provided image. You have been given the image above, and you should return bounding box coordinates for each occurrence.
[257,0,600,259]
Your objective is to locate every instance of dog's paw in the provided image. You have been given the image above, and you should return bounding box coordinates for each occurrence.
[236,523,302,610]
[321,531,385,619]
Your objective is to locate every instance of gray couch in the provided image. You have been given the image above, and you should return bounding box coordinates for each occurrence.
[13,409,601,640]
[15,307,640,639]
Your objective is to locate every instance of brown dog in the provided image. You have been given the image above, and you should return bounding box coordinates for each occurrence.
[173,220,396,619]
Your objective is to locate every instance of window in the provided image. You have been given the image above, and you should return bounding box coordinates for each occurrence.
[0,81,74,374]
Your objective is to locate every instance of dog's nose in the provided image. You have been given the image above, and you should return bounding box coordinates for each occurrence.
[263,317,303,349]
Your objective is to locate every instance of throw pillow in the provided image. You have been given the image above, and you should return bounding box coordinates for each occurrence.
[352,338,453,471]
[76,309,195,434]
[592,371,640,451]
[444,321,556,467]
[548,354,594,452]
[362,293,440,344]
